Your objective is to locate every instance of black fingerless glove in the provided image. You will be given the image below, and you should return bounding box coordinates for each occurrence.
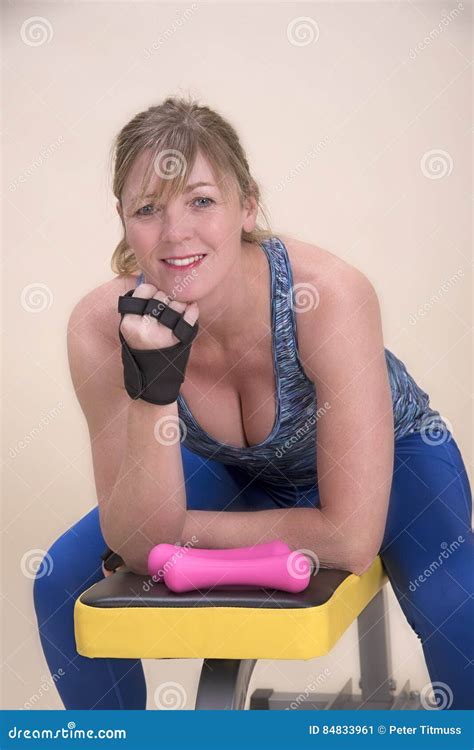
[100,546,125,573]
[118,290,199,405]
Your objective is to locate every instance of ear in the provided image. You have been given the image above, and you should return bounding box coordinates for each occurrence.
[242,193,258,234]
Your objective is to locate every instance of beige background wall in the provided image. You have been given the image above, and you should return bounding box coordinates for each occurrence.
[2,0,471,710]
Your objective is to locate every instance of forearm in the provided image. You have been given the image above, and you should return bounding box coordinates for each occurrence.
[104,399,186,573]
[178,505,358,573]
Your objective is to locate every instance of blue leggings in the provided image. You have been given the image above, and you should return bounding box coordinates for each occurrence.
[33,431,473,710]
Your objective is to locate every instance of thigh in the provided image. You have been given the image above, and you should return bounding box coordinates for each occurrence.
[380,431,473,625]
[180,444,280,511]
[34,505,106,611]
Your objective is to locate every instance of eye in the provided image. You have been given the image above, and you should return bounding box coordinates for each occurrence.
[135,203,159,217]
[192,196,214,208]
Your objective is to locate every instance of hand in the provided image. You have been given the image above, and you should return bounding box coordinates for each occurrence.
[102,561,127,577]
[120,283,199,351]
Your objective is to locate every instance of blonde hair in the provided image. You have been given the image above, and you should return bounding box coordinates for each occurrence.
[109,95,274,276]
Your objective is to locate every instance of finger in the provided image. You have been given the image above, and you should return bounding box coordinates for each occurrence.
[153,291,199,327]
[182,301,199,327]
[153,289,186,315]
[131,283,158,299]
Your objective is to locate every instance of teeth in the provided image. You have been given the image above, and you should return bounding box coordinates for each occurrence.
[164,254,204,267]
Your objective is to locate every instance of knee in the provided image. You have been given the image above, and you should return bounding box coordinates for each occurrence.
[33,533,97,622]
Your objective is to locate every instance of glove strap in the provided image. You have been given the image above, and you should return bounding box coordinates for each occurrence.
[118,290,198,346]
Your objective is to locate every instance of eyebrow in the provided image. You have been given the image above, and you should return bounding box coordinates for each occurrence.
[136,182,216,201]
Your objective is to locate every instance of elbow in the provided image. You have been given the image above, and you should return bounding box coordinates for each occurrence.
[347,547,380,577]
[102,524,152,577]
[347,531,384,576]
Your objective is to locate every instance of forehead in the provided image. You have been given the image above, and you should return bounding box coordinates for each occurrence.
[122,149,220,206]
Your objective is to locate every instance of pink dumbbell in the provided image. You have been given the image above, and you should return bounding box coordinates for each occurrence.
[163,551,311,594]
[147,540,291,583]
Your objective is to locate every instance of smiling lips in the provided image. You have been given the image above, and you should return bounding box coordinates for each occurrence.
[162,254,206,269]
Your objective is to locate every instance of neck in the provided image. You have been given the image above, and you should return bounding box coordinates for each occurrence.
[195,241,264,351]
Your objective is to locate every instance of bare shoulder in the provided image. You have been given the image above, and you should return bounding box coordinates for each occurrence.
[277,234,371,296]
[68,273,140,347]
[276,234,380,377]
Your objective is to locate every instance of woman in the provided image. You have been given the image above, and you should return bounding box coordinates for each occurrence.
[33,97,473,710]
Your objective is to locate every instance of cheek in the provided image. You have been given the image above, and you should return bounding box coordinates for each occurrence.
[126,222,157,246]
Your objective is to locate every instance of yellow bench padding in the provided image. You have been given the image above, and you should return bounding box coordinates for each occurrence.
[74,557,387,661]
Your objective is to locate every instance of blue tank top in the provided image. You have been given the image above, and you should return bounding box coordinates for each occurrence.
[134,236,445,488]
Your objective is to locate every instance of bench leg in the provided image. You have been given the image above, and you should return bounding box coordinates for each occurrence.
[357,587,395,706]
[195,659,257,709]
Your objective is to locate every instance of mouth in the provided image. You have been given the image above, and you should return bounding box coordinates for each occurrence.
[161,253,206,271]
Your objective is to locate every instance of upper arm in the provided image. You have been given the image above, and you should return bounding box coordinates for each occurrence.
[67,284,130,533]
[299,267,394,573]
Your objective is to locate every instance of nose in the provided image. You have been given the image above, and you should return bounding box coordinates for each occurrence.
[159,205,193,245]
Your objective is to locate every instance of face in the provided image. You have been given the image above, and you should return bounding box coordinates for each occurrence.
[117,149,257,301]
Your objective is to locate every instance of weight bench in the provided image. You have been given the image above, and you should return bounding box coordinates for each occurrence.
[74,555,421,709]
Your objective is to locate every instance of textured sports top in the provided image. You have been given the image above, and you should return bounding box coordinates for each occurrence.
[135,236,445,488]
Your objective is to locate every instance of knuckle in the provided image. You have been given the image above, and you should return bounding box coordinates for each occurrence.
[133,283,157,297]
